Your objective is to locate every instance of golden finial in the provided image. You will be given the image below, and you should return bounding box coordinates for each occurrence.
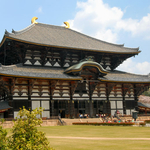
[31,17,38,24]
[64,22,70,28]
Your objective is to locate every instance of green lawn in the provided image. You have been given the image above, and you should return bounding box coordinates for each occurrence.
[48,138,150,150]
[7,125,150,150]
[38,125,150,138]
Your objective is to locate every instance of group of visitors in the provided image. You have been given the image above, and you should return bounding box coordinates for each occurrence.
[96,114,106,118]
[79,113,89,118]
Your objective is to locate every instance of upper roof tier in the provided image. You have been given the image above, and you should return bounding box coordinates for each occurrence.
[1,22,140,54]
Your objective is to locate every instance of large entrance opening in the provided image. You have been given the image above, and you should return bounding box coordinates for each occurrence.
[97,101,111,116]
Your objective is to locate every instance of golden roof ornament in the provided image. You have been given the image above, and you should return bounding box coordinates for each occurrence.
[31,17,38,24]
[64,22,70,28]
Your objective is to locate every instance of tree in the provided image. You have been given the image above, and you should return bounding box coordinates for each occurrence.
[0,119,9,150]
[8,107,54,150]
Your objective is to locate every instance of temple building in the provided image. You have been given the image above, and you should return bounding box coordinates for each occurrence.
[0,17,150,118]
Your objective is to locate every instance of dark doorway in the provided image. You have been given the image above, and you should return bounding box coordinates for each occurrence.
[59,110,65,118]
[79,109,85,114]
[4,111,8,118]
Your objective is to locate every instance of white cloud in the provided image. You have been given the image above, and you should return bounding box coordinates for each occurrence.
[116,14,150,39]
[36,7,43,13]
[68,0,150,42]
[69,0,123,43]
[117,58,150,75]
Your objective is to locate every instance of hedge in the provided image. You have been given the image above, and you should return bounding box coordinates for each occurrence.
[72,122,135,126]
[144,120,150,123]
[139,122,146,126]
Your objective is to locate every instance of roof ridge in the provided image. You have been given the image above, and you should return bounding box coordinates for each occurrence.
[37,22,65,29]
[5,24,35,36]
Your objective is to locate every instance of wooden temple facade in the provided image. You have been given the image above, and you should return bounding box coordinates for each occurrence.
[0,19,150,118]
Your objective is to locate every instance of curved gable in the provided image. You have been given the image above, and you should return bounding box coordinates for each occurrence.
[64,57,109,79]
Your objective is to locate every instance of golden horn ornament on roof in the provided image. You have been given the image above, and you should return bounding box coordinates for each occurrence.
[31,17,38,24]
[64,21,70,28]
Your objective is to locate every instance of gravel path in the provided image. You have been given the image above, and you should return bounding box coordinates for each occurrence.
[46,136,150,140]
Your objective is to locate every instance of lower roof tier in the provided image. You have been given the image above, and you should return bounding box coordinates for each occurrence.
[0,63,150,83]
[99,70,150,83]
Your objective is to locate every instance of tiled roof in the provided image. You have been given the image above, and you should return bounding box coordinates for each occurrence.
[138,102,150,108]
[0,101,12,111]
[2,23,139,54]
[0,64,150,83]
[99,70,150,83]
[0,64,82,80]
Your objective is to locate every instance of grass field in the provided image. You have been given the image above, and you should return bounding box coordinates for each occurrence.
[7,125,150,150]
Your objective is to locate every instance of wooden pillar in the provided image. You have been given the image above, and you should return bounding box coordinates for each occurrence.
[134,84,139,111]
[58,101,59,116]
[105,83,110,115]
[122,84,126,114]
[51,100,54,117]
[69,82,74,118]
[88,81,93,117]
[9,78,14,118]
[77,100,79,116]
[49,81,53,117]
[28,80,31,110]
[96,100,98,114]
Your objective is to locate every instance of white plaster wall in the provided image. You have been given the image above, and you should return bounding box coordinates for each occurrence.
[42,111,50,118]
[110,101,116,109]
[126,109,130,115]
[111,110,116,116]
[14,111,19,118]
[41,101,49,109]
[32,101,40,110]
[117,101,123,109]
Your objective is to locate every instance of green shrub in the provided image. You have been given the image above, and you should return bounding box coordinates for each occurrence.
[8,107,54,150]
[0,119,9,150]
[0,107,54,150]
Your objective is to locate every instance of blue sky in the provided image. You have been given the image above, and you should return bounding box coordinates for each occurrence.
[0,0,150,74]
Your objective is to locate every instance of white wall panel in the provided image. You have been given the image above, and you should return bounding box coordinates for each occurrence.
[41,101,49,109]
[126,109,130,115]
[32,101,40,110]
[117,101,123,109]
[14,111,19,118]
[42,111,50,118]
[110,101,116,109]
[111,110,116,116]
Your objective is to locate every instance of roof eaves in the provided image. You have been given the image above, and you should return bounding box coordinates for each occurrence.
[0,36,141,55]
